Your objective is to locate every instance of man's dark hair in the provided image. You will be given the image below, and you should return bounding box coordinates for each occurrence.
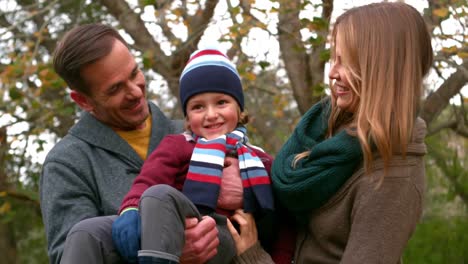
[53,23,128,94]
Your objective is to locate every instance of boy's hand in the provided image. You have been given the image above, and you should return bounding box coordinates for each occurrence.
[111,210,140,263]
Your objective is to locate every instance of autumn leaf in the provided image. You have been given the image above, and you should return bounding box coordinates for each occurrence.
[244,72,256,81]
[433,7,449,18]
[442,46,459,54]
[0,202,11,214]
[457,51,468,59]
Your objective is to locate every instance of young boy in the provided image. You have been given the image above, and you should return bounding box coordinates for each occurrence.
[112,48,276,264]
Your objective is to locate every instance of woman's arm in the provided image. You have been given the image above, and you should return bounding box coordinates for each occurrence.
[342,172,423,263]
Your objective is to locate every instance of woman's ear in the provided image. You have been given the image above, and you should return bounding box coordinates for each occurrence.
[70,90,94,112]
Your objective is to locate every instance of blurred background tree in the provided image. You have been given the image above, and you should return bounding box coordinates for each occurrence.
[0,0,466,262]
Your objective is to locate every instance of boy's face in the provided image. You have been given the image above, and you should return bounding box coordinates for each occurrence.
[186,92,240,140]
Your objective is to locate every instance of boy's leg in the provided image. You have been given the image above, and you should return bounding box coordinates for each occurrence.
[138,185,236,264]
[138,184,201,262]
[206,213,236,264]
[138,184,236,264]
[60,215,123,264]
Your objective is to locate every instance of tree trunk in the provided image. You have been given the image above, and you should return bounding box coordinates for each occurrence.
[0,126,17,263]
[278,0,333,114]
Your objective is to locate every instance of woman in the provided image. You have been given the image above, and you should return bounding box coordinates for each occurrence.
[227,2,433,263]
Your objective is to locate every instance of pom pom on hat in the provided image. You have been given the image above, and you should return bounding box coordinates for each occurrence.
[179,48,244,116]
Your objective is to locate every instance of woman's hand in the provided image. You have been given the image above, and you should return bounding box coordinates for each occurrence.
[227,209,258,255]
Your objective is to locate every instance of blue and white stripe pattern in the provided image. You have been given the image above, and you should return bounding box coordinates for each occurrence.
[182,127,274,212]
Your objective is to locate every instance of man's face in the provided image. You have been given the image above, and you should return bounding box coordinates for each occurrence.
[75,40,149,130]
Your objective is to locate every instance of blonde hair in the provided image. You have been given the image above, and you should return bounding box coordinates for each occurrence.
[294,3,433,174]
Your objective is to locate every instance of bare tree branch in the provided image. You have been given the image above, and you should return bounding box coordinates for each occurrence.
[422,60,468,124]
[167,0,219,111]
[172,0,219,70]
[0,0,58,36]
[0,190,41,209]
[154,7,179,46]
[98,0,171,75]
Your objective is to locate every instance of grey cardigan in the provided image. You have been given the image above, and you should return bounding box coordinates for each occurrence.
[40,102,183,264]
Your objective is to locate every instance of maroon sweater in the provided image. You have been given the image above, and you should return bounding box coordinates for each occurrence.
[119,134,273,213]
[119,134,294,264]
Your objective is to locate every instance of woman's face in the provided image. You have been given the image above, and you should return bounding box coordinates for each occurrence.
[328,32,359,113]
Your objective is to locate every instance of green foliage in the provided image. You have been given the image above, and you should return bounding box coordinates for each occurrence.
[17,226,48,264]
[405,105,468,263]
[403,216,468,263]
[142,51,156,69]
[139,0,157,7]
[258,60,271,70]
[0,190,46,263]
[424,107,468,212]
[307,35,325,47]
[8,87,23,101]
[320,49,330,62]
[311,83,326,97]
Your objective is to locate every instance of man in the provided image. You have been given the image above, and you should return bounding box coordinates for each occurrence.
[40,23,219,264]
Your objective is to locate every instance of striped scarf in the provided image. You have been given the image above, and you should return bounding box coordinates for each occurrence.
[182,127,274,213]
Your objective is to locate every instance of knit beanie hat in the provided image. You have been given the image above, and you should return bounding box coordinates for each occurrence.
[179,48,244,116]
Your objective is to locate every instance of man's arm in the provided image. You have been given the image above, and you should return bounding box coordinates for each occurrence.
[40,160,100,264]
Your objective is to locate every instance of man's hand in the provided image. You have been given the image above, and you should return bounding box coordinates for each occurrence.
[180,216,219,264]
